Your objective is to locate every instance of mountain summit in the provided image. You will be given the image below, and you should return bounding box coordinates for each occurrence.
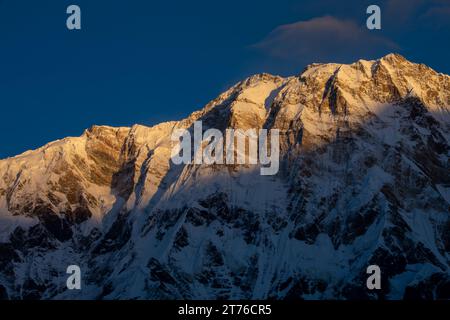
[1,54,449,299]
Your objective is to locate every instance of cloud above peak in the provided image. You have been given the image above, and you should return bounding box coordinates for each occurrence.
[252,16,398,70]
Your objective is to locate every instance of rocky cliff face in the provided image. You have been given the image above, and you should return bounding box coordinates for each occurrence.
[0,53,449,299]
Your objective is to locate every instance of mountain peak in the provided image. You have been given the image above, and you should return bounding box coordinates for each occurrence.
[0,55,449,299]
[379,52,407,63]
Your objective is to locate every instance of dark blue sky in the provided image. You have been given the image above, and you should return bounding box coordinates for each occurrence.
[1,0,450,158]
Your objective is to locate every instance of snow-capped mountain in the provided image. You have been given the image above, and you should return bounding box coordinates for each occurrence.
[0,53,449,299]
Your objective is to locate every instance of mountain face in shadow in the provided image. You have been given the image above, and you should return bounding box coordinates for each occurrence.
[0,53,449,300]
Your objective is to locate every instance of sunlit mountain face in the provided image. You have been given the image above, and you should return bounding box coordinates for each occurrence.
[0,54,449,300]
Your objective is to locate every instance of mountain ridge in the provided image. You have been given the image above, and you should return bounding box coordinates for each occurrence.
[0,53,449,300]
[1,53,449,161]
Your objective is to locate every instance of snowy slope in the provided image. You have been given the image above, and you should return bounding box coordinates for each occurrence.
[0,54,449,300]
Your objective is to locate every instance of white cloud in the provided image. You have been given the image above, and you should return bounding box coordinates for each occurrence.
[252,16,398,65]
